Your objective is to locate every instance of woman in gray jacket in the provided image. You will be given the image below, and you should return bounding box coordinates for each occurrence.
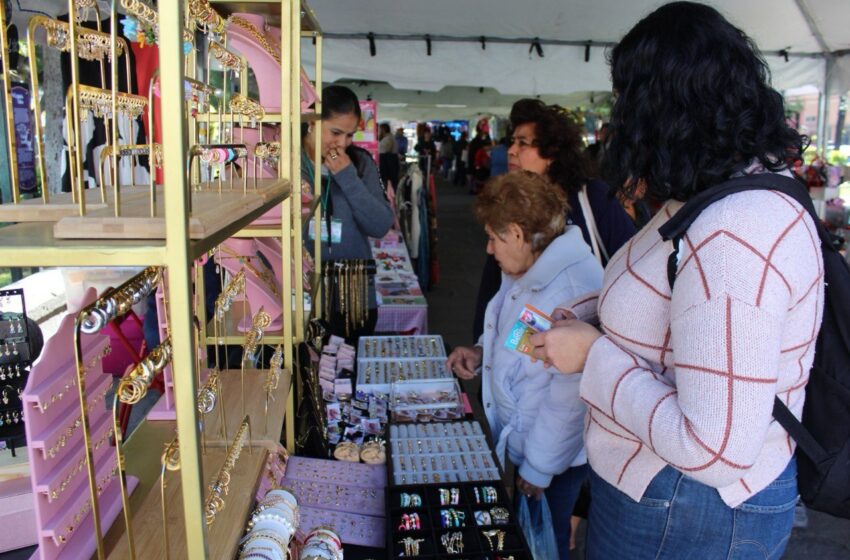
[302,86,394,335]
[447,170,603,559]
[302,85,394,261]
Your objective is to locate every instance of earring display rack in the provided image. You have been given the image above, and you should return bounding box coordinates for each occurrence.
[0,1,323,559]
[0,288,32,455]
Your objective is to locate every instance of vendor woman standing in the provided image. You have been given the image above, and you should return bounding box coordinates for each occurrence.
[302,85,394,333]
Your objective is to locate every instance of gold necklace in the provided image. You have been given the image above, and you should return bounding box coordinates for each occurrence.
[227,16,281,64]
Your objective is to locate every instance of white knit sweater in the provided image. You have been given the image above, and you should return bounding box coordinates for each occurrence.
[578,187,824,507]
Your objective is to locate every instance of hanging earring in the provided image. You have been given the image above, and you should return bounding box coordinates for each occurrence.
[15,364,21,378]
[3,389,9,405]
[0,367,5,381]
[11,342,18,356]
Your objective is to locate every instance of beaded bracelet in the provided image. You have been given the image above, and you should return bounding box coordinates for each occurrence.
[250,512,296,536]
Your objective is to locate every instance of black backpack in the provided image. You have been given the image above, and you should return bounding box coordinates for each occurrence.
[658,173,850,519]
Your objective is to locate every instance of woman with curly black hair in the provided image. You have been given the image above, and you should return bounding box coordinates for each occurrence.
[471,99,635,342]
[529,3,821,558]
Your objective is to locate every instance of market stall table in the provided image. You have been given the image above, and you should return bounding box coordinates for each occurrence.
[370,231,428,334]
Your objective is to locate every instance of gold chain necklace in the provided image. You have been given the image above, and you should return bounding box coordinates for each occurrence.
[227,16,281,64]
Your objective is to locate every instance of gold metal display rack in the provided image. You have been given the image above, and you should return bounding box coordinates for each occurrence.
[0,0,323,557]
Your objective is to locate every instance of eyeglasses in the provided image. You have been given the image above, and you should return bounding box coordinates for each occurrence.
[509,136,537,149]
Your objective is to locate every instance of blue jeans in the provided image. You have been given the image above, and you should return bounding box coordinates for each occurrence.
[587,459,798,560]
[524,464,588,560]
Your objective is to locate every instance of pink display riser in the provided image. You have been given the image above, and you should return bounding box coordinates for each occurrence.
[227,13,316,227]
[22,300,136,560]
[0,478,38,553]
[216,244,283,333]
[225,13,318,114]
[154,288,174,417]
[28,375,112,485]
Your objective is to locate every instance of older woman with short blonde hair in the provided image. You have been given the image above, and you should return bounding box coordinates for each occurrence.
[447,170,603,559]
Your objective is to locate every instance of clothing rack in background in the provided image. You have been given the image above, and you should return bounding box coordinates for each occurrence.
[395,155,438,291]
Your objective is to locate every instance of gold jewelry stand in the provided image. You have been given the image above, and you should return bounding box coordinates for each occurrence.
[241,307,271,421]
[204,416,252,526]
[73,266,162,559]
[159,436,180,560]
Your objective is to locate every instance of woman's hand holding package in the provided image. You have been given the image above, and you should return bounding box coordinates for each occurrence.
[446,345,483,380]
[528,319,601,374]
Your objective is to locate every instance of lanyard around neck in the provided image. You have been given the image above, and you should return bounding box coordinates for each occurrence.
[302,153,332,211]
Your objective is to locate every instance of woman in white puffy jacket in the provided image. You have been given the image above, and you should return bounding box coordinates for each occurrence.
[447,170,603,559]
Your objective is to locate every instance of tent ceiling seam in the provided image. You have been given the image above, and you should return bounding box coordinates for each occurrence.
[793,0,832,54]
[321,32,829,59]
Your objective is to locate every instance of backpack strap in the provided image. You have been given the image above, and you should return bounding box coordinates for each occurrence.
[772,396,829,465]
[658,172,833,465]
[659,175,836,288]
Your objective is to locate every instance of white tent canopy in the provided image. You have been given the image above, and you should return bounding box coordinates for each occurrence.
[301,0,849,97]
[9,0,849,117]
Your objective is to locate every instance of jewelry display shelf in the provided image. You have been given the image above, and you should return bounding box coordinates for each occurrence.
[0,190,111,222]
[53,179,289,240]
[0,181,291,268]
[0,0,320,554]
[106,446,268,559]
[202,368,292,447]
[22,311,137,560]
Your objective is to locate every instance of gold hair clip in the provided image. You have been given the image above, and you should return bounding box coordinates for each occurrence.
[30,16,127,61]
[76,85,148,119]
[229,94,265,121]
[187,0,226,34]
[208,41,241,70]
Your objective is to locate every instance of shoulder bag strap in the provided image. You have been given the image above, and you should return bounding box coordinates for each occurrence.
[578,184,608,265]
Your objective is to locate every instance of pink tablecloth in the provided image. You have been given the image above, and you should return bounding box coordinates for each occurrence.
[371,231,429,334]
[375,304,428,334]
